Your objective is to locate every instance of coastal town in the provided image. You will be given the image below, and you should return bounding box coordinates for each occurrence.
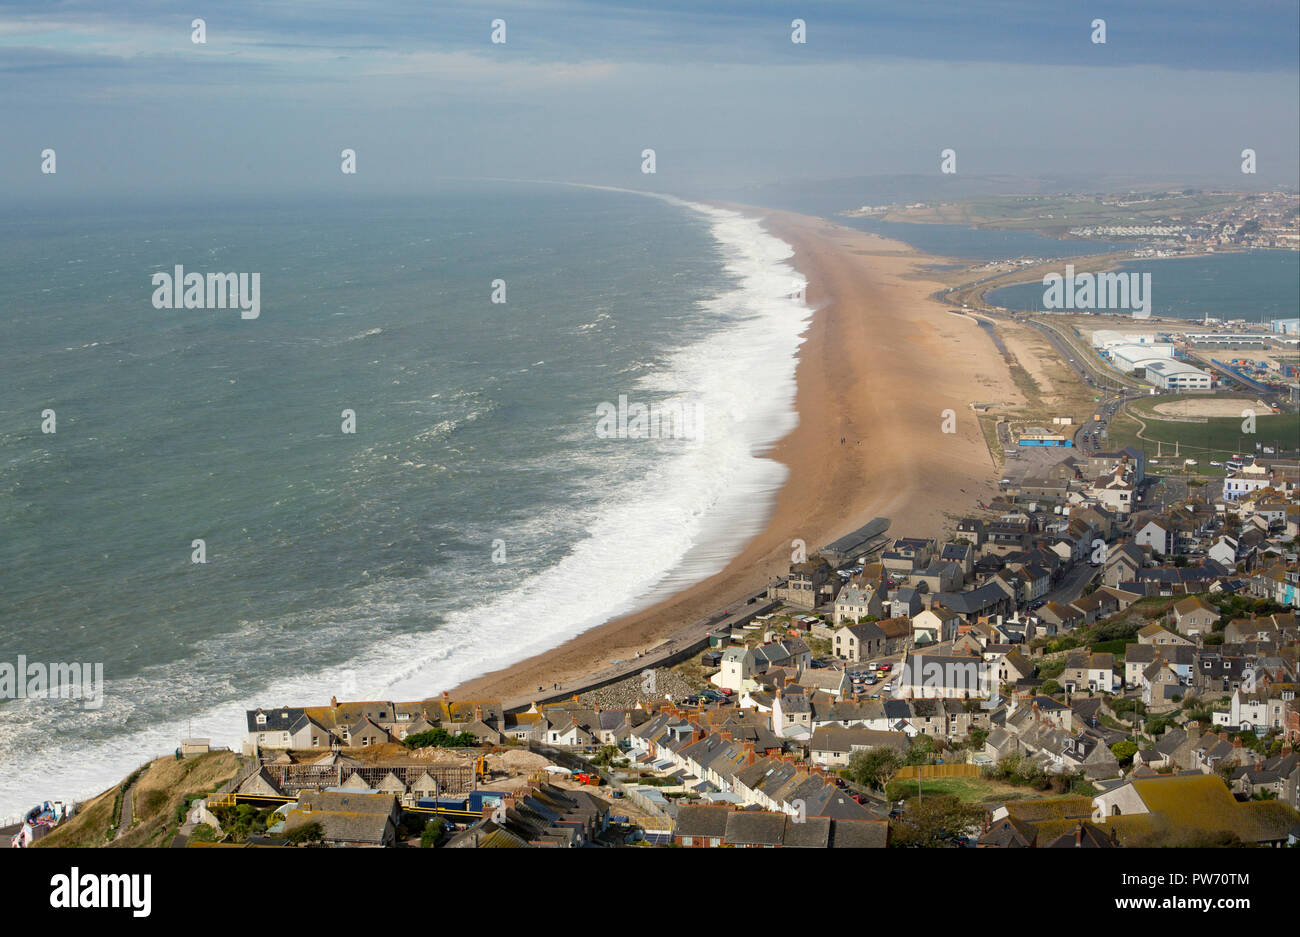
[846,189,1300,252]
[27,426,1295,850]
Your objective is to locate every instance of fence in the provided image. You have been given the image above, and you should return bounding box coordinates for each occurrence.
[254,762,474,797]
[895,763,980,780]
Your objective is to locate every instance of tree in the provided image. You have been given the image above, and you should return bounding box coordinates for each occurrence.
[890,794,985,848]
[1110,740,1138,765]
[591,745,621,767]
[420,818,444,848]
[849,747,903,791]
[903,735,936,766]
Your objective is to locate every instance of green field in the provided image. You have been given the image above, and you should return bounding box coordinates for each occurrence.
[886,776,1051,805]
[1109,397,1298,470]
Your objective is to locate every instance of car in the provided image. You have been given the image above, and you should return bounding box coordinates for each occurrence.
[718,688,735,697]
[683,695,700,705]
[878,663,891,673]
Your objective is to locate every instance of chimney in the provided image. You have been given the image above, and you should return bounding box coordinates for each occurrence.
[474,705,484,723]
[1187,721,1202,743]
[1074,822,1084,848]
[742,740,756,765]
[330,696,338,709]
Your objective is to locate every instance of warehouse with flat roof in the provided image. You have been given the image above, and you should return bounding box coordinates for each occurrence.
[1110,343,1175,372]
[1142,359,1212,390]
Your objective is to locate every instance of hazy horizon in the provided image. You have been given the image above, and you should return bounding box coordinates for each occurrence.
[3,1,1297,204]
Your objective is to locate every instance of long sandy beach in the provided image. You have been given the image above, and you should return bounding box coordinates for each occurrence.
[447,208,1022,706]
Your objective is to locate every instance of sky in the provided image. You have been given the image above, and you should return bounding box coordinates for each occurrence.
[1,0,1297,202]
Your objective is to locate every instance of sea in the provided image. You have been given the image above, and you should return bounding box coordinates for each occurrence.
[0,182,811,818]
[983,250,1300,321]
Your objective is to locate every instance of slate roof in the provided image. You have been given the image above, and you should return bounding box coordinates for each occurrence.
[782,815,831,848]
[829,819,889,848]
[724,809,787,846]
[246,707,306,733]
[674,804,731,839]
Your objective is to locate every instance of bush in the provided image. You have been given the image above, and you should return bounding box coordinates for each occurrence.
[1037,659,1066,680]
[1090,639,1131,656]
[211,803,272,842]
[286,821,324,845]
[189,823,218,843]
[401,728,480,749]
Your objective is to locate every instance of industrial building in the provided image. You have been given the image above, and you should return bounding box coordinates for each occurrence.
[1183,333,1272,349]
[1090,329,1166,350]
[1142,359,1213,390]
[1109,343,1175,372]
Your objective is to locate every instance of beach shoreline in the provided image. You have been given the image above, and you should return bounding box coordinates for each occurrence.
[444,206,1021,708]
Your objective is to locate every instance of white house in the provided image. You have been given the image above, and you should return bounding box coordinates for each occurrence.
[911,606,960,647]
